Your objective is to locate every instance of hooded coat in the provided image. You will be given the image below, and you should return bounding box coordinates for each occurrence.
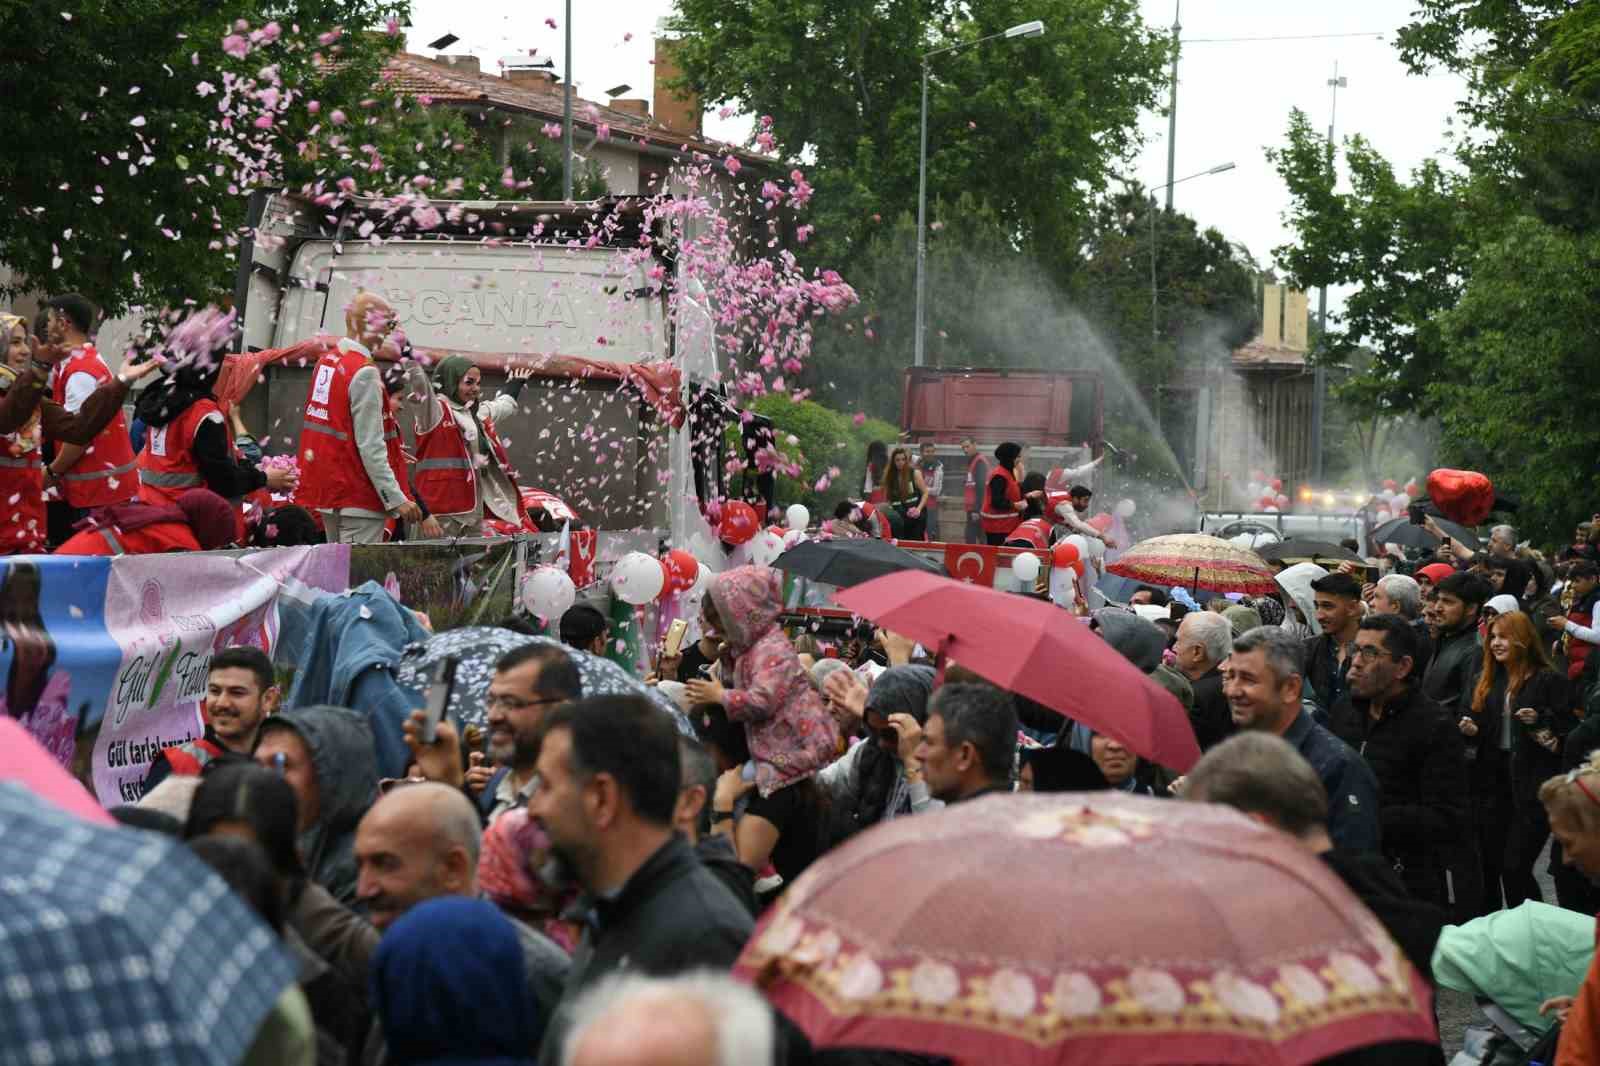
[1275,563,1328,638]
[707,566,839,797]
[817,665,940,833]
[261,705,378,906]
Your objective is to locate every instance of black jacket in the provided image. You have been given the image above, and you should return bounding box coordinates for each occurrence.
[1328,685,1469,904]
[1461,666,1574,807]
[538,834,754,1061]
[1303,631,1355,713]
[1421,624,1479,712]
[1320,849,1446,983]
[694,833,758,917]
[1187,666,1235,751]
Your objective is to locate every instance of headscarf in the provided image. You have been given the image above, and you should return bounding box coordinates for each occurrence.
[135,357,224,429]
[855,665,936,827]
[1222,604,1263,639]
[433,354,491,458]
[74,488,237,550]
[1022,746,1108,792]
[478,807,580,954]
[1248,595,1286,627]
[994,441,1023,473]
[371,897,540,1066]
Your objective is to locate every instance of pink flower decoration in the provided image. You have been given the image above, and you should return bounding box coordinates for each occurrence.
[1128,969,1186,1014]
[837,956,884,1001]
[1052,972,1102,1018]
[987,969,1037,1018]
[909,961,961,1006]
[329,109,347,126]
[723,155,741,175]
[221,34,249,59]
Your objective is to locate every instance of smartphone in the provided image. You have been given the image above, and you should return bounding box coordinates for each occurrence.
[663,618,689,658]
[1362,565,1381,585]
[421,656,457,744]
[1407,502,1426,526]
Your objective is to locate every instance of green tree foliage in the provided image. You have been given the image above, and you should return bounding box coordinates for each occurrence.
[726,395,898,512]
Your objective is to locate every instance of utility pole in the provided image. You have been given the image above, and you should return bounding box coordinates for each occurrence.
[1163,1,1180,210]
[914,60,930,368]
[562,0,574,200]
[1310,62,1346,480]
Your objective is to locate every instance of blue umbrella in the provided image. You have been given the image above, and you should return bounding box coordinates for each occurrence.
[0,782,297,1066]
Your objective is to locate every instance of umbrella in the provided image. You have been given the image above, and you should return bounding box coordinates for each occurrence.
[832,572,1199,771]
[1370,515,1480,552]
[394,627,692,735]
[0,781,299,1066]
[1256,539,1362,565]
[0,717,113,825]
[738,791,1438,1066]
[774,537,944,588]
[1108,533,1278,595]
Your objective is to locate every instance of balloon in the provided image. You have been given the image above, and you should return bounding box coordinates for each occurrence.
[1270,478,1283,492]
[1425,468,1494,526]
[1392,493,1410,512]
[1263,505,1279,513]
[520,565,576,620]
[717,501,760,545]
[1382,479,1398,492]
[1275,493,1289,509]
[1245,481,1263,499]
[1404,479,1420,499]
[659,549,700,597]
[1115,498,1136,518]
[612,551,666,605]
[1258,496,1277,510]
[785,504,810,531]
[1052,539,1081,569]
[749,529,786,567]
[1012,552,1041,584]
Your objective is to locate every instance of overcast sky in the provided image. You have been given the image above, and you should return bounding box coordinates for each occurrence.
[406,1,1469,302]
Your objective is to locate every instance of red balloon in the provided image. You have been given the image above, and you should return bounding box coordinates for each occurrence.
[659,549,700,597]
[1051,540,1081,569]
[1270,478,1283,492]
[717,501,760,545]
[1275,493,1290,508]
[1382,479,1398,492]
[1404,479,1420,498]
[1258,495,1277,510]
[1426,469,1495,527]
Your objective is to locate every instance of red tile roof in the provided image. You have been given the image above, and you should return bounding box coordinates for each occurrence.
[381,53,772,165]
[1231,339,1308,370]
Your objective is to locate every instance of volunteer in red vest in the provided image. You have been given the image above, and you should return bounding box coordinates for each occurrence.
[1004,472,1054,548]
[141,645,279,794]
[135,318,298,531]
[407,354,534,536]
[42,293,139,545]
[1551,561,1600,682]
[981,441,1041,546]
[55,487,238,556]
[294,292,421,543]
[960,437,989,544]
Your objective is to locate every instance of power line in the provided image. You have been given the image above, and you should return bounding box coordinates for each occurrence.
[1183,31,1386,44]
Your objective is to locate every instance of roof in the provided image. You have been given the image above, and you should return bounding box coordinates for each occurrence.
[1231,339,1308,371]
[382,52,773,165]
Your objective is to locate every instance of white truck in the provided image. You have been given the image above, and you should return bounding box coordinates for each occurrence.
[233,191,723,541]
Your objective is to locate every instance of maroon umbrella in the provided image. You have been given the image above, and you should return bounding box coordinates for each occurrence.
[833,571,1200,771]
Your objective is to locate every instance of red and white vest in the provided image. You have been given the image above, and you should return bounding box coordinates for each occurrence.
[1005,518,1052,549]
[413,397,525,519]
[963,454,987,512]
[55,521,202,556]
[294,344,409,513]
[979,466,1022,536]
[138,398,237,503]
[0,367,45,554]
[50,346,137,508]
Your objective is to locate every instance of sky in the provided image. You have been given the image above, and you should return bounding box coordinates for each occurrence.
[404,1,1470,306]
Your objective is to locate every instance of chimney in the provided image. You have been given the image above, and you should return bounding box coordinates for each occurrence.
[505,67,557,89]
[434,54,480,76]
[610,99,650,119]
[1261,283,1284,347]
[652,36,702,137]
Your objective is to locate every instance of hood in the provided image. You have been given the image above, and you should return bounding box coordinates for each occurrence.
[1222,604,1263,639]
[1275,563,1328,637]
[862,664,936,724]
[261,704,377,901]
[1091,608,1165,673]
[706,565,784,653]
[1484,594,1520,616]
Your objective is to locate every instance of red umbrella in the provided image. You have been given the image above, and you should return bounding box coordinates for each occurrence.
[833,571,1200,772]
[0,718,112,825]
[738,792,1439,1066]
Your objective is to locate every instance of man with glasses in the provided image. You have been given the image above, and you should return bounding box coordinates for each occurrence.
[1329,614,1470,910]
[476,644,583,824]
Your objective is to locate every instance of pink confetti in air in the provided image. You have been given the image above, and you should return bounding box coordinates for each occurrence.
[724,156,741,175]
[545,17,558,29]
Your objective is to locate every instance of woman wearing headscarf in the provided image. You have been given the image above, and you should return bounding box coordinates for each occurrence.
[817,664,941,836]
[981,441,1041,545]
[54,487,240,554]
[407,356,535,537]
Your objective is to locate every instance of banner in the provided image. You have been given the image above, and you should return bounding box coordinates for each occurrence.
[349,538,526,632]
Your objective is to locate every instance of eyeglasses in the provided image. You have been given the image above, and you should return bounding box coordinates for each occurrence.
[485,694,565,713]
[1350,645,1398,663]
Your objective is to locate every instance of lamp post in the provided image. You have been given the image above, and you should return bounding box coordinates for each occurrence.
[1148,162,1235,352]
[562,0,574,200]
[913,18,1045,368]
[1309,63,1347,480]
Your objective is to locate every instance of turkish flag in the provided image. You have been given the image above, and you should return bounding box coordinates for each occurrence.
[569,529,598,589]
[944,543,999,585]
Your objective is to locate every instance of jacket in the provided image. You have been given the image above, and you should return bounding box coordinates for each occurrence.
[1432,901,1594,1035]
[1328,685,1469,904]
[141,725,230,793]
[1275,563,1328,637]
[295,342,408,515]
[1422,624,1479,712]
[694,832,758,917]
[412,395,525,521]
[979,465,1022,536]
[48,345,138,507]
[1283,708,1382,853]
[289,880,380,1005]
[1187,666,1236,752]
[55,521,202,555]
[962,453,987,512]
[1302,631,1354,713]
[1321,849,1447,983]
[709,566,840,797]
[1462,666,1574,807]
[261,706,378,905]
[537,834,753,1062]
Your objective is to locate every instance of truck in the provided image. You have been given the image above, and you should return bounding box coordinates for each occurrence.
[233,191,723,542]
[900,366,1105,538]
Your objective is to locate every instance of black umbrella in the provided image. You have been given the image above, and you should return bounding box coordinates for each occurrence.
[775,537,945,588]
[1371,515,1481,552]
[1257,539,1363,565]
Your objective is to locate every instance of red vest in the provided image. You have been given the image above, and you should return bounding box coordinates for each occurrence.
[1005,518,1052,549]
[963,454,987,511]
[0,369,45,554]
[55,522,202,556]
[294,345,409,512]
[159,736,226,777]
[979,466,1022,536]
[139,399,235,504]
[1568,598,1597,681]
[50,346,138,508]
[413,398,525,518]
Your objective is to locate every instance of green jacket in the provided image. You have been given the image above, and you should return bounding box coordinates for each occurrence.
[1431,901,1593,1032]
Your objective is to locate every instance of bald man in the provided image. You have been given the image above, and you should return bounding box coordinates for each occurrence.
[295,291,421,543]
[355,784,571,1057]
[563,972,775,1066]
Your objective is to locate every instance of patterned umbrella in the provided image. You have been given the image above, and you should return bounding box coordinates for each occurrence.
[738,792,1438,1066]
[1108,533,1278,595]
[0,781,298,1066]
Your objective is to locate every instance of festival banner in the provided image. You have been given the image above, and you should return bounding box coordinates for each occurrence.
[349,537,527,631]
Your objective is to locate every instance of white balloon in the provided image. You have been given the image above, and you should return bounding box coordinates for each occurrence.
[1392,493,1411,511]
[1048,565,1077,609]
[1245,481,1263,499]
[1263,505,1279,513]
[1115,498,1136,518]
[1012,552,1041,584]
[749,529,786,567]
[782,528,805,549]
[521,565,576,620]
[785,504,810,531]
[612,552,666,606]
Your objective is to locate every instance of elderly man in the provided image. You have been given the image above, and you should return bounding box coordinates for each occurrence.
[915,683,1018,803]
[1369,572,1433,673]
[562,972,776,1066]
[295,291,421,543]
[1222,626,1381,852]
[1172,611,1235,751]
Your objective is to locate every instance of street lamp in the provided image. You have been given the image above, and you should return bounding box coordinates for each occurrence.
[562,0,573,200]
[1148,162,1234,351]
[914,18,1046,368]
